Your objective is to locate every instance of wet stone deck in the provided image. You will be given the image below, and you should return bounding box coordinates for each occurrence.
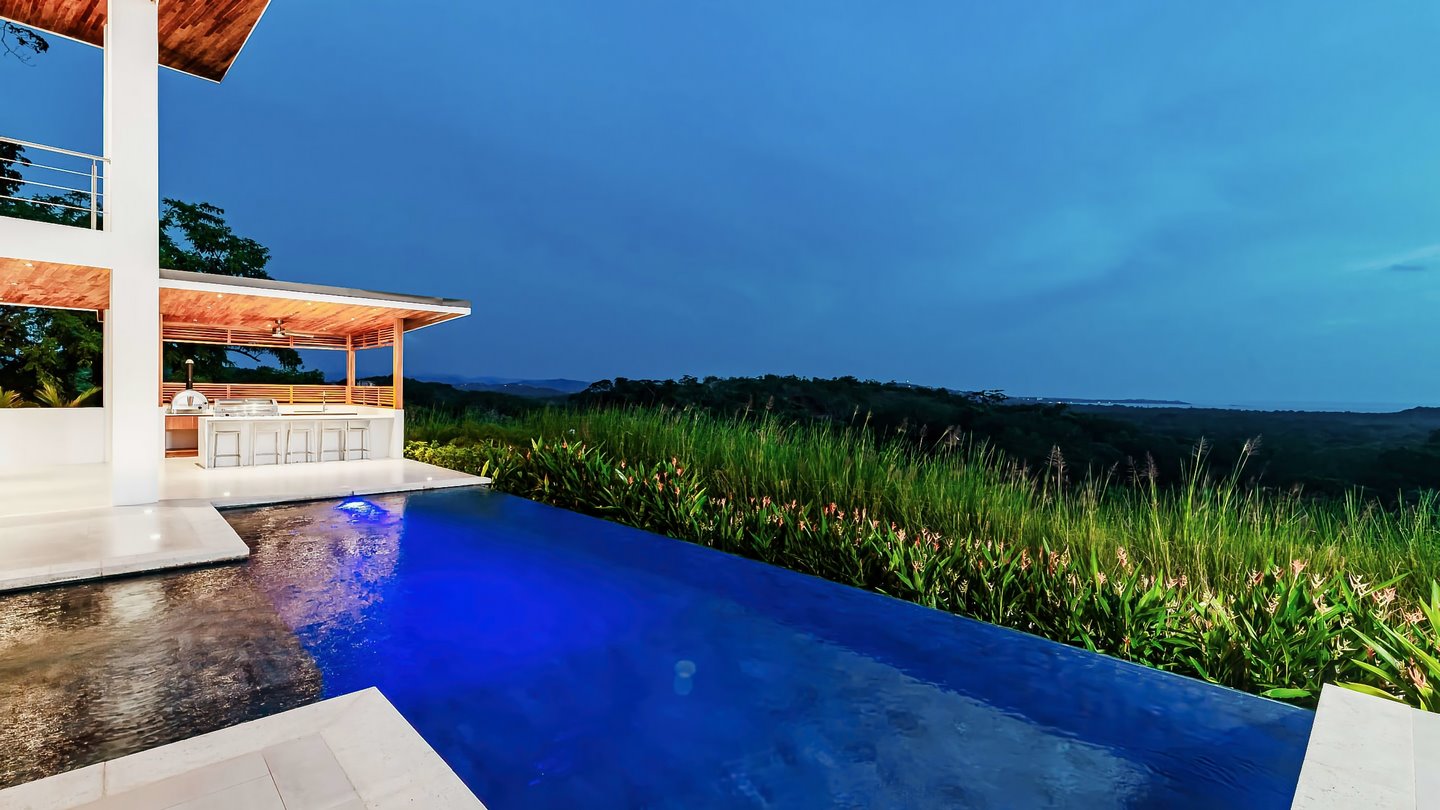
[0,688,485,809]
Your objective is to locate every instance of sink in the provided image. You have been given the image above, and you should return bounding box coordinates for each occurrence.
[287,410,359,415]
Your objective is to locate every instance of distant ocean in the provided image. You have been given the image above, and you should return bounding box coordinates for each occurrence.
[1008,395,1436,413]
[1066,399,1432,414]
[1183,400,1431,414]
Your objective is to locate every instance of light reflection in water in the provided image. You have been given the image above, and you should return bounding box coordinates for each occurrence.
[0,493,410,788]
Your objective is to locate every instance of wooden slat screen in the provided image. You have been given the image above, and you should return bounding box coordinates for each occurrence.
[349,386,397,408]
[350,325,397,350]
[162,323,350,350]
[161,382,396,408]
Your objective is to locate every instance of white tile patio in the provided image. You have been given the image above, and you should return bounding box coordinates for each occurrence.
[0,458,488,592]
[0,688,486,809]
[1290,683,1434,809]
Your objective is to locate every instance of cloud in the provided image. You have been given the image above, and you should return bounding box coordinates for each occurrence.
[1351,244,1440,274]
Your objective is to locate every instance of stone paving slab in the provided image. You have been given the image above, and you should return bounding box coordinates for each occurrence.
[0,688,485,809]
[1291,683,1422,809]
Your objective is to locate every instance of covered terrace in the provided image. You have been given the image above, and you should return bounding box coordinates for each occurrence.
[156,267,469,411]
[0,257,481,592]
[0,256,468,433]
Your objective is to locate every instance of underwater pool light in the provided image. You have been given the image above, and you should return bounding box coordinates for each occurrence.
[336,498,388,520]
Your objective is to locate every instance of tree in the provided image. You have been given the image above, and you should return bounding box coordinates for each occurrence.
[0,22,101,401]
[159,199,313,381]
[0,307,102,403]
[1,22,48,65]
[1,23,43,198]
[0,141,28,197]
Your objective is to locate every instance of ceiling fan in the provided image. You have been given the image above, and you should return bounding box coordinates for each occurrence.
[271,319,316,338]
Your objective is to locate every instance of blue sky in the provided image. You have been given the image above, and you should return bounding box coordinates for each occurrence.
[5,1,1440,403]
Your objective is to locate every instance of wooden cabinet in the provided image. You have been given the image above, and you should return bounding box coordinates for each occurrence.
[164,415,200,457]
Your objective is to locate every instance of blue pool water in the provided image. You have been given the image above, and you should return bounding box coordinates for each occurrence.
[233,488,1310,808]
[0,487,1313,806]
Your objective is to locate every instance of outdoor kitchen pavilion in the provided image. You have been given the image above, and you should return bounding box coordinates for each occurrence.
[0,256,469,465]
[157,269,469,410]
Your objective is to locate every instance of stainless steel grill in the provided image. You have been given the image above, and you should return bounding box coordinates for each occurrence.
[212,398,281,418]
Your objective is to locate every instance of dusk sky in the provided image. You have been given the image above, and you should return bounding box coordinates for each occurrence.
[6,1,1440,404]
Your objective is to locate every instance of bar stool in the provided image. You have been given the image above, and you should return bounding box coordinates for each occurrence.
[210,425,243,468]
[252,422,284,466]
[319,422,346,462]
[344,420,371,460]
[284,421,317,464]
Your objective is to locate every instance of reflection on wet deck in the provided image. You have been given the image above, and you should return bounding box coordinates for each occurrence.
[0,493,412,788]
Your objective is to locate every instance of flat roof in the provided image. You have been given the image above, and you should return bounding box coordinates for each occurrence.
[0,0,271,82]
[159,269,471,311]
[159,269,471,337]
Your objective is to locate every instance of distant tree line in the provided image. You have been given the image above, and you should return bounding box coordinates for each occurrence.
[557,375,1440,501]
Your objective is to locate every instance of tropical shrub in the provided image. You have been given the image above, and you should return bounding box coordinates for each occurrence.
[32,380,100,408]
[0,386,26,408]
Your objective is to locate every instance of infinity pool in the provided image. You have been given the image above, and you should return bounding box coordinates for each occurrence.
[0,488,1311,807]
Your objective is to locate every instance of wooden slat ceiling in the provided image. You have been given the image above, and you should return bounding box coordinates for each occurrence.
[0,256,109,310]
[159,287,462,337]
[0,0,270,82]
[0,256,463,337]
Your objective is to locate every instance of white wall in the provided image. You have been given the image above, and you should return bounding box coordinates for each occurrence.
[0,217,112,269]
[0,409,106,466]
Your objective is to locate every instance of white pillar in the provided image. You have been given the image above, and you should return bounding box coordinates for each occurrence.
[103,0,161,505]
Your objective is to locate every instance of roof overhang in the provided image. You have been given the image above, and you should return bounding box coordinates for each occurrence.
[0,258,470,340]
[0,257,108,311]
[158,269,471,339]
[0,0,271,82]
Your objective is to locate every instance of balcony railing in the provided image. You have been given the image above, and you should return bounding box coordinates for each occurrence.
[160,382,398,409]
[0,136,107,230]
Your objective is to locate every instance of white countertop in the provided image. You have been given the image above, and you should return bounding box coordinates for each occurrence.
[193,412,392,422]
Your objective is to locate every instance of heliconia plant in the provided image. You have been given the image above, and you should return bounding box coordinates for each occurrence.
[1341,581,1439,711]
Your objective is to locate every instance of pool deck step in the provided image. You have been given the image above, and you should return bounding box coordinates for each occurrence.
[1291,683,1438,809]
[0,459,488,593]
[0,688,486,809]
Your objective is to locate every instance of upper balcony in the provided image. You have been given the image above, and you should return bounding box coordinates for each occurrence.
[0,135,106,230]
[1,0,271,240]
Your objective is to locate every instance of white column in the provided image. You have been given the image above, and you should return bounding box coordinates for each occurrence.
[103,0,161,505]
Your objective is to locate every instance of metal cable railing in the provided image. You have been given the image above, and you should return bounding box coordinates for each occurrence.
[0,135,107,230]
